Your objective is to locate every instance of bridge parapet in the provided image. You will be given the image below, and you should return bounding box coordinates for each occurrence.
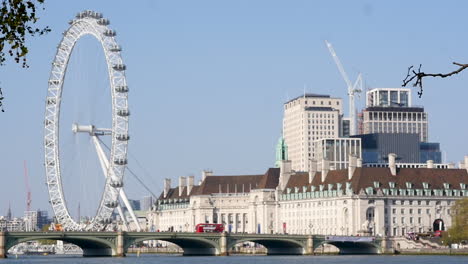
[0,232,382,257]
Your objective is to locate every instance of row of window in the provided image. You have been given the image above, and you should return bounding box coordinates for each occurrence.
[367,111,426,121]
[389,199,439,205]
[392,216,424,225]
[285,99,340,109]
[308,125,335,130]
[306,113,336,119]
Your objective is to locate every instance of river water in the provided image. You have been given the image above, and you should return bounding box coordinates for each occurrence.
[0,255,466,264]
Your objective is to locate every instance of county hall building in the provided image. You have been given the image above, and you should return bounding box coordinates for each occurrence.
[149,154,468,237]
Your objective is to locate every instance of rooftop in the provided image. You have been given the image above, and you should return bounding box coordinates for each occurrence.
[285,93,335,104]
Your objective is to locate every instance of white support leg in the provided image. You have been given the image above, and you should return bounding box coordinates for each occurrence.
[92,136,142,231]
[93,136,130,231]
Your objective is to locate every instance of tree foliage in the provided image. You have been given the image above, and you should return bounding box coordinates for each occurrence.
[0,0,49,112]
[0,0,50,67]
[443,198,468,245]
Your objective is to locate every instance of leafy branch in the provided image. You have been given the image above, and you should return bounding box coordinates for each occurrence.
[402,62,468,97]
[0,0,50,68]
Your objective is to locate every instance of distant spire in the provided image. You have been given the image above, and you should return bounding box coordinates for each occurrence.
[6,202,12,220]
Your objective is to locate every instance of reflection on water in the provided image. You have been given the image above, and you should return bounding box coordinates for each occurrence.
[0,255,467,264]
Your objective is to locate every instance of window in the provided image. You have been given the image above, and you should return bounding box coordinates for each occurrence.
[401,209,405,214]
[392,208,396,214]
[410,217,413,224]
[418,209,422,214]
[401,217,405,224]
[392,217,396,224]
[409,209,413,214]
[426,209,430,214]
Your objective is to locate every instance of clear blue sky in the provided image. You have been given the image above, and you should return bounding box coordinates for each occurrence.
[1,0,468,218]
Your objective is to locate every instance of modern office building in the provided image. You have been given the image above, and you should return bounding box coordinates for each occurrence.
[361,88,429,142]
[283,94,343,171]
[314,138,362,170]
[23,211,38,231]
[420,142,442,164]
[140,196,154,211]
[352,133,442,164]
[128,199,141,211]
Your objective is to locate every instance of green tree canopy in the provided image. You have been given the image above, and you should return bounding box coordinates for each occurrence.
[444,198,468,244]
[0,0,50,67]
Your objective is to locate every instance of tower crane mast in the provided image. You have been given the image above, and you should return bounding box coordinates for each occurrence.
[24,160,32,212]
[325,40,362,136]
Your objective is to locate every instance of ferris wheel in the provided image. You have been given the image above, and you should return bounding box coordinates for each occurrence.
[44,10,141,231]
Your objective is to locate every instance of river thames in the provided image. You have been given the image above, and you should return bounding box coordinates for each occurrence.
[0,255,466,264]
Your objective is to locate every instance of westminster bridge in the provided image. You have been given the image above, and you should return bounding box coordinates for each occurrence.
[0,231,385,257]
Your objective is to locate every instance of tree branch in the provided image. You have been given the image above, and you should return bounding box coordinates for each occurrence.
[402,62,468,97]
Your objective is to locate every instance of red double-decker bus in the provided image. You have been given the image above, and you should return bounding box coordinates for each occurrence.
[195,223,224,233]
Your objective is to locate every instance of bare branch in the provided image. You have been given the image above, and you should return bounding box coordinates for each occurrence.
[402,62,468,97]
[0,86,4,112]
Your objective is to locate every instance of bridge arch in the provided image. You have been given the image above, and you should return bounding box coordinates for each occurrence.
[5,235,116,257]
[228,237,306,255]
[128,236,220,256]
[315,240,379,254]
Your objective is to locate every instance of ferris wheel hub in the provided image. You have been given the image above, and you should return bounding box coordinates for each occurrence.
[72,123,94,134]
[72,123,112,136]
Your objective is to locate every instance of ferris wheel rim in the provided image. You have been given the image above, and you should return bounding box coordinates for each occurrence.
[44,10,129,231]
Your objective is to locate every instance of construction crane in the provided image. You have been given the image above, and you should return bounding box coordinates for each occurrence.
[23,160,32,212]
[325,40,362,136]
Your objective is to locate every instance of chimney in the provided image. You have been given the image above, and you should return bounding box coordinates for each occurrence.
[179,176,186,196]
[279,160,292,191]
[309,159,317,184]
[321,159,329,182]
[164,178,171,198]
[187,176,194,195]
[426,160,434,169]
[388,153,397,176]
[348,155,357,180]
[465,156,468,173]
[357,158,363,168]
[202,170,213,182]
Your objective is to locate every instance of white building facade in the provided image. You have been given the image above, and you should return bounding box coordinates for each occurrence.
[283,94,343,171]
[150,156,468,237]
